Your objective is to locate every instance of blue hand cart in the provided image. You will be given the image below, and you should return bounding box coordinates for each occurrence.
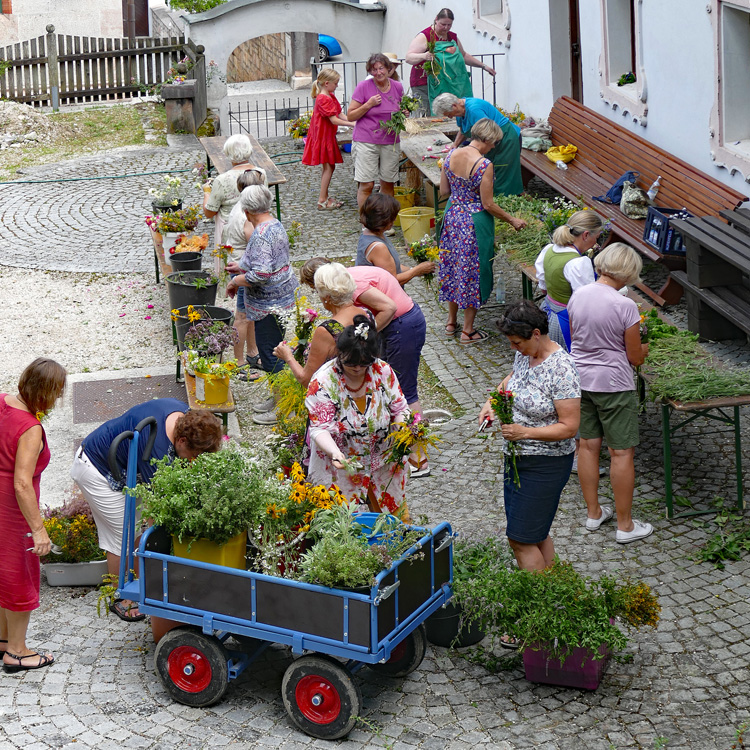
[113,423,453,740]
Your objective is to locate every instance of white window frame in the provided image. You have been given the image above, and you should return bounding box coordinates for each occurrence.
[709,0,750,181]
[472,0,511,47]
[598,0,648,125]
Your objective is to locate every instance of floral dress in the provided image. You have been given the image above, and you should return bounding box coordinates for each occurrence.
[305,358,409,514]
[438,150,495,309]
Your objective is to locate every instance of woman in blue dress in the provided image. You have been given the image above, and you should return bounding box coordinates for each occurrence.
[439,119,526,343]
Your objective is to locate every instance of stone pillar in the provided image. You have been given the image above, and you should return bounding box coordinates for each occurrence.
[289,32,317,90]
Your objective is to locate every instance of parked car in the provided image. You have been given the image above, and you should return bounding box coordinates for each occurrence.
[318,34,342,62]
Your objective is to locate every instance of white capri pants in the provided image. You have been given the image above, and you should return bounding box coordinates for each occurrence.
[70,447,137,556]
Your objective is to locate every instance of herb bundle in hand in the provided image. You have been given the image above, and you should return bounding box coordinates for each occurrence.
[379,95,421,139]
[491,390,520,487]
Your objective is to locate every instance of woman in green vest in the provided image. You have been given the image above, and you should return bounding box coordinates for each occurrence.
[534,211,603,350]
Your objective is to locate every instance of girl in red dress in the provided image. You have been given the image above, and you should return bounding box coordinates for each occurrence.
[302,68,351,210]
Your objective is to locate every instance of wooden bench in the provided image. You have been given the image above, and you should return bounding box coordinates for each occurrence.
[669,209,750,340]
[520,96,748,305]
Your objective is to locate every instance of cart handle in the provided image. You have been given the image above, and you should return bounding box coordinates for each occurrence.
[435,533,455,554]
[108,431,134,479]
[374,580,400,606]
[135,416,158,462]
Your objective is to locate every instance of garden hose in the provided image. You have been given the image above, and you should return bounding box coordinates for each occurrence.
[0,167,193,185]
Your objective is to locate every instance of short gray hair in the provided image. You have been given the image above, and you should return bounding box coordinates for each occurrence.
[594,242,643,286]
[432,92,460,116]
[240,184,273,215]
[223,134,253,165]
[314,263,356,307]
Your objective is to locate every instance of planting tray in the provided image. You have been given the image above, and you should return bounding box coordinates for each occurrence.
[44,559,108,587]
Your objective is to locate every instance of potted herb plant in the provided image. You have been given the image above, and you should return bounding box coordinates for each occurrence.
[172,304,234,352]
[182,317,238,358]
[42,493,108,586]
[145,205,203,257]
[134,445,280,570]
[188,355,238,405]
[425,535,512,648]
[165,269,219,309]
[456,558,660,690]
[148,173,184,214]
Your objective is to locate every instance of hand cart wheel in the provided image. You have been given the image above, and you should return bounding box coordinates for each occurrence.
[281,655,362,740]
[367,624,427,677]
[155,627,229,707]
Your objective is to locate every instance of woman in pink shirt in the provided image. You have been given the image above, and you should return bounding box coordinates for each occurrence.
[567,243,652,545]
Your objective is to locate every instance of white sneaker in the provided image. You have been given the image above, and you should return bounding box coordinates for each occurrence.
[253,397,276,413]
[616,520,654,544]
[585,505,613,531]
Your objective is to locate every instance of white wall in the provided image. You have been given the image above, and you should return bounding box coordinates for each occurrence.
[0,0,123,45]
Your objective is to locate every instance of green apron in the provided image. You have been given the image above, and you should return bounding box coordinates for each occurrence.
[427,40,473,115]
[443,198,496,305]
[486,120,524,196]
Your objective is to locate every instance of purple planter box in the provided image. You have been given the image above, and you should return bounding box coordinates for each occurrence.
[523,644,610,690]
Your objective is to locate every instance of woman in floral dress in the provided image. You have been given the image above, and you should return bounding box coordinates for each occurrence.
[305,315,410,517]
[439,118,526,344]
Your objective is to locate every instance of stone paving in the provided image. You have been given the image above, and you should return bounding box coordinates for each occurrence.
[2,133,750,750]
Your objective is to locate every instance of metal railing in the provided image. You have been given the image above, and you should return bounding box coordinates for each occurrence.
[227,53,505,138]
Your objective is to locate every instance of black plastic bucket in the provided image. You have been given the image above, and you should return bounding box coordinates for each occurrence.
[173,305,234,351]
[165,271,218,310]
[169,251,202,273]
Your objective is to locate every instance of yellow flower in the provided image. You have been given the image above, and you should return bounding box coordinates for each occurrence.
[170,308,180,321]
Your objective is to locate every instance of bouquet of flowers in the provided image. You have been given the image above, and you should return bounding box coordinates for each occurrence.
[379,95,421,139]
[42,494,105,564]
[385,412,440,468]
[497,103,536,129]
[490,389,520,487]
[187,354,239,379]
[288,110,312,140]
[291,290,320,364]
[192,162,212,191]
[172,233,210,254]
[183,319,238,356]
[149,174,183,208]
[407,233,442,288]
[145,205,202,235]
[537,197,584,236]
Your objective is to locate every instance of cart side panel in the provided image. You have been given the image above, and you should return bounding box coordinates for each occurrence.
[255,580,370,646]
[143,526,171,603]
[169,562,255,620]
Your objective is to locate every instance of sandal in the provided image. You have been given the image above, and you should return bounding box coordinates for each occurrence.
[317,199,343,210]
[444,323,458,336]
[459,330,489,345]
[245,353,262,369]
[3,651,55,673]
[499,634,520,650]
[236,368,261,383]
[110,599,146,622]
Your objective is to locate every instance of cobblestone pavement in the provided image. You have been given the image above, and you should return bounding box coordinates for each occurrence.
[2,137,750,750]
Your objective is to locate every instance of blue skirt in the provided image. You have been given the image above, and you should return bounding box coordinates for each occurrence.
[503,452,574,544]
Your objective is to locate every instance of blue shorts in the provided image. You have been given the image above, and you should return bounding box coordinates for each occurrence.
[504,452,574,544]
[230,273,246,315]
[381,303,426,405]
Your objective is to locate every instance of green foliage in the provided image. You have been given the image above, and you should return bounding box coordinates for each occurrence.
[300,535,391,589]
[455,557,660,665]
[617,71,636,86]
[135,446,286,545]
[167,0,227,14]
[493,194,556,265]
[695,509,750,570]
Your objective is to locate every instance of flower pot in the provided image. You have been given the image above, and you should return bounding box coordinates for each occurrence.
[162,230,192,258]
[194,371,230,404]
[425,601,485,648]
[43,559,108,587]
[173,304,234,352]
[523,643,610,690]
[172,530,247,570]
[166,271,218,310]
[168,250,203,272]
[152,200,183,214]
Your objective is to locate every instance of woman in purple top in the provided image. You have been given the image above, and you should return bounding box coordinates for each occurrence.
[347,54,404,208]
[567,243,652,545]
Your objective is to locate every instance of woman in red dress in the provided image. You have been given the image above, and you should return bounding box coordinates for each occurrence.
[0,358,66,673]
[302,68,351,210]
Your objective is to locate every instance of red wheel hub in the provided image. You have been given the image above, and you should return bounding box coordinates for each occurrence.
[295,674,342,724]
[167,645,212,693]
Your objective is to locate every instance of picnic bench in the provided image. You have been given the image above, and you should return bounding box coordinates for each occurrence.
[199,135,287,220]
[520,96,748,305]
[670,208,750,340]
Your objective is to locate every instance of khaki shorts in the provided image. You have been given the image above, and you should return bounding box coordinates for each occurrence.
[353,141,400,184]
[579,389,639,450]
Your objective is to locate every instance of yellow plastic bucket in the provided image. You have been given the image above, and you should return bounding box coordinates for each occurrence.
[195,372,230,404]
[172,530,247,569]
[393,187,417,226]
[398,207,436,245]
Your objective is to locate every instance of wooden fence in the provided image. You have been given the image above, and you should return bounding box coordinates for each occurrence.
[0,25,204,108]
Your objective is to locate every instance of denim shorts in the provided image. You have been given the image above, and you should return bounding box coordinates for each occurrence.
[229,273,246,315]
[503,452,574,544]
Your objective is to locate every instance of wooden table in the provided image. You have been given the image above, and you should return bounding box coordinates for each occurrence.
[399,127,455,239]
[181,353,235,431]
[199,135,287,220]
